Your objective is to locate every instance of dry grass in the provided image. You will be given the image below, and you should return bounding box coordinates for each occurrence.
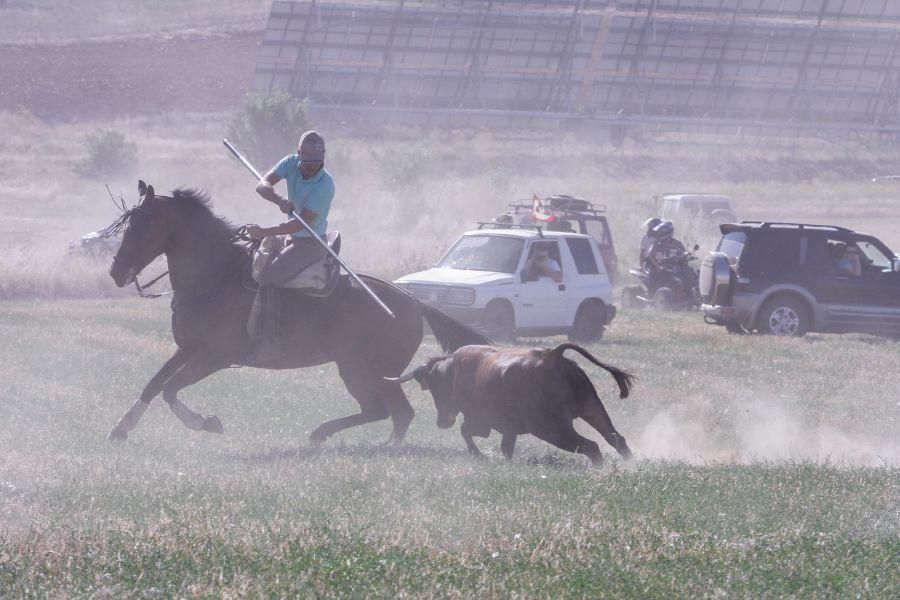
[0,299,897,596]
[3,109,900,298]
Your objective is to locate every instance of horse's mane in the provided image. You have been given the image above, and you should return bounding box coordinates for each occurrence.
[169,188,236,244]
[100,187,242,249]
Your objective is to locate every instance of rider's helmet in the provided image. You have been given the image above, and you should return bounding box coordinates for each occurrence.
[643,217,662,232]
[652,220,674,238]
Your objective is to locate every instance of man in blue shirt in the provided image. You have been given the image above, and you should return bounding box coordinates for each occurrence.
[245,131,335,359]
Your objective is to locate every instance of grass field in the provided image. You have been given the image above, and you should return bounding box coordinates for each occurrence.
[0,299,897,596]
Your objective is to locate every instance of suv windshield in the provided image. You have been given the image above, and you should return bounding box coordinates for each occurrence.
[438,235,525,273]
[684,199,730,213]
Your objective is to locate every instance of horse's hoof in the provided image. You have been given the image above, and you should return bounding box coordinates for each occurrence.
[203,416,224,434]
[107,428,128,442]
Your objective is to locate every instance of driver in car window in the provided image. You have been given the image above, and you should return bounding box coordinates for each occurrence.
[524,247,563,283]
[832,242,862,277]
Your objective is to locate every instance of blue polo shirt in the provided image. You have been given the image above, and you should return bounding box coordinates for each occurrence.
[273,154,334,238]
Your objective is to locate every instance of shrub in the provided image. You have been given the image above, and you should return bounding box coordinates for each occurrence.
[225,91,311,168]
[74,129,138,178]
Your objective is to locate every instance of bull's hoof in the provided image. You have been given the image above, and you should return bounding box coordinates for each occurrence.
[386,434,406,447]
[107,427,128,442]
[203,416,224,434]
[309,427,328,447]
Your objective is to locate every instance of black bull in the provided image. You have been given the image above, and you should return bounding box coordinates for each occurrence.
[105,181,491,444]
[389,343,635,466]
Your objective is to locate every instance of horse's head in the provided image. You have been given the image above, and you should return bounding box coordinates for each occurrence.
[109,180,169,287]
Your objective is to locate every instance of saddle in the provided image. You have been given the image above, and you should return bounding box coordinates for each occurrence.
[251,232,342,298]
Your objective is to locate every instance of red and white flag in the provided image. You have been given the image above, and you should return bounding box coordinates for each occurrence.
[531,193,556,223]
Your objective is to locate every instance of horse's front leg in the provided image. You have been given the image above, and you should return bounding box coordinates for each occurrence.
[108,348,190,441]
[161,352,231,434]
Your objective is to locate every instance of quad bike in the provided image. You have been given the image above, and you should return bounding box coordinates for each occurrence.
[621,250,701,310]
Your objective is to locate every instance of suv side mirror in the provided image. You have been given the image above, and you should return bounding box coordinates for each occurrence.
[693,244,700,252]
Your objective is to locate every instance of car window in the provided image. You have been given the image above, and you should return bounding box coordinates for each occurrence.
[661,199,677,216]
[856,239,892,270]
[566,238,600,275]
[526,242,562,265]
[716,231,746,266]
[821,237,869,278]
[702,200,730,212]
[438,235,525,273]
[740,231,802,277]
[524,241,563,279]
[584,219,611,246]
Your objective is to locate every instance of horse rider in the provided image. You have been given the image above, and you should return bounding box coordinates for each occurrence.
[639,216,662,268]
[245,131,335,359]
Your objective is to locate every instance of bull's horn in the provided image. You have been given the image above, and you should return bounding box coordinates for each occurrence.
[384,364,427,384]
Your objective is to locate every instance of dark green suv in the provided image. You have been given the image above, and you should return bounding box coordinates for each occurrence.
[700,221,900,337]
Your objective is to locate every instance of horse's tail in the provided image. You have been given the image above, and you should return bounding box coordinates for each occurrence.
[550,342,636,399]
[421,303,493,353]
[353,274,492,353]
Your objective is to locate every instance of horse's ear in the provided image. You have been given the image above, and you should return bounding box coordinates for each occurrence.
[145,185,155,203]
[138,180,147,196]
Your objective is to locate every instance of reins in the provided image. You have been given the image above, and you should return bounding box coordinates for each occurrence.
[132,225,261,300]
[134,270,172,298]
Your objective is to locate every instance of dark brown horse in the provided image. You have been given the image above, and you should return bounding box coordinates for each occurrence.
[106,181,490,444]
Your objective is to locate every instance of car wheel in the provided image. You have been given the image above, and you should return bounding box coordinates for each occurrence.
[620,286,643,310]
[653,287,674,310]
[482,302,515,343]
[568,302,605,343]
[757,296,809,337]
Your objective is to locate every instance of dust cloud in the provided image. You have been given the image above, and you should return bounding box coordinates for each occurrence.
[634,395,899,467]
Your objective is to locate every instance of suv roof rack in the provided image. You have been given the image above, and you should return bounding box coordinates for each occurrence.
[661,192,730,198]
[734,221,855,233]
[477,222,544,237]
[507,196,607,215]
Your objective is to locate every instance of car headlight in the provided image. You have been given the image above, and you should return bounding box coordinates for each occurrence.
[442,287,476,306]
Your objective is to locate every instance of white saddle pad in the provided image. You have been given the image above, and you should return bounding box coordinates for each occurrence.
[252,232,341,291]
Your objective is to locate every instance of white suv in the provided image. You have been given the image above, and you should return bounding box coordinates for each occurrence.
[394,226,616,342]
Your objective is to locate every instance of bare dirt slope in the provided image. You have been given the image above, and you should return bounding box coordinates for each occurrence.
[0,31,262,120]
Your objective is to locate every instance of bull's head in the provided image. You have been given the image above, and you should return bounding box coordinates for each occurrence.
[109,181,169,287]
[386,356,459,429]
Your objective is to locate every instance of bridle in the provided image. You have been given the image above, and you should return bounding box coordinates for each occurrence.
[112,223,261,300]
[101,188,262,300]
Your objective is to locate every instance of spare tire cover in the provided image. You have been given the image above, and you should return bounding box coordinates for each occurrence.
[700,252,732,305]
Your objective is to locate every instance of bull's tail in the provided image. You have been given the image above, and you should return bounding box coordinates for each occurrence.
[550,342,635,398]
[421,303,493,353]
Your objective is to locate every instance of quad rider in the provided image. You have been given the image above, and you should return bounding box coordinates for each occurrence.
[245,131,335,360]
[645,220,688,290]
[639,216,662,268]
